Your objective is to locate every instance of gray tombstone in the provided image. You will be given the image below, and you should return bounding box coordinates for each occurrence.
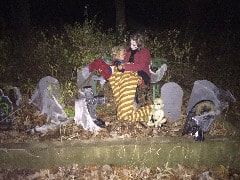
[182,80,236,140]
[186,80,235,113]
[77,66,106,95]
[77,66,94,89]
[30,76,67,122]
[161,82,183,122]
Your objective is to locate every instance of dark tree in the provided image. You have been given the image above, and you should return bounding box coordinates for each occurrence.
[7,0,31,84]
[180,0,204,30]
[7,0,30,34]
[115,0,126,30]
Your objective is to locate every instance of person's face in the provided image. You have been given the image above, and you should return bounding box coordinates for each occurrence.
[118,49,126,60]
[130,40,138,50]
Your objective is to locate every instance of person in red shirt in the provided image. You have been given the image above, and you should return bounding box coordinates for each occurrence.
[88,33,151,86]
[116,33,151,86]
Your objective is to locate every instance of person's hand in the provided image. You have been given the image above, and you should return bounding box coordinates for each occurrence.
[93,70,101,76]
[117,64,125,73]
[137,78,143,86]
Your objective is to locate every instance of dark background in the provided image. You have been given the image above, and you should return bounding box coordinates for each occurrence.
[0,0,239,96]
[1,0,240,33]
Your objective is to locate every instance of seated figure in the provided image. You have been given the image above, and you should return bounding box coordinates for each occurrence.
[147,98,166,127]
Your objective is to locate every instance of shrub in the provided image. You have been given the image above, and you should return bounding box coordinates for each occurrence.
[0,38,11,81]
[27,20,116,84]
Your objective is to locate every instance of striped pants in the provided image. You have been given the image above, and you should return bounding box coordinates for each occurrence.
[108,69,152,122]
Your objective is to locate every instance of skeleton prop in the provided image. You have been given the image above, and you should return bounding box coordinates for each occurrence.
[147,98,166,127]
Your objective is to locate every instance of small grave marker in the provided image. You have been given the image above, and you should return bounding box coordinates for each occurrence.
[161,82,183,122]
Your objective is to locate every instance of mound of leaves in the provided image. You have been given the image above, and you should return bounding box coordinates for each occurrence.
[0,96,239,144]
[0,164,239,179]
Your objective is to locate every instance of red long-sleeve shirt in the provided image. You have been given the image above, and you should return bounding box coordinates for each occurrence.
[123,47,151,77]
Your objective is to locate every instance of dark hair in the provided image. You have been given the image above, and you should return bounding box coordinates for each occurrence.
[130,33,145,48]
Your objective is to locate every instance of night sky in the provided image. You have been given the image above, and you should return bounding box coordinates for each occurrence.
[1,0,240,32]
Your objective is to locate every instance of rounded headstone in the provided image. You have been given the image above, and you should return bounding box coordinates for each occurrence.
[161,82,183,122]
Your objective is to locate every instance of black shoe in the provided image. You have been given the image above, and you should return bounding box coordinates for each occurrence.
[194,130,204,141]
[93,118,106,128]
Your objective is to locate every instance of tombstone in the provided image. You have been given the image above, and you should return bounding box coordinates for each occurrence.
[0,89,13,128]
[186,80,236,113]
[161,82,183,122]
[183,80,236,141]
[77,66,106,95]
[77,66,94,89]
[30,76,67,122]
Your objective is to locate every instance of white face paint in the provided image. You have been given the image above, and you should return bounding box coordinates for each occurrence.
[130,40,138,50]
